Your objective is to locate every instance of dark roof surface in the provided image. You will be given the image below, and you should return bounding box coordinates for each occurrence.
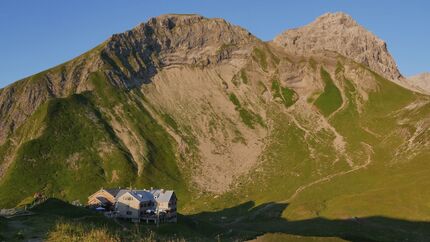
[104,188,121,197]
[95,196,110,204]
[116,189,154,202]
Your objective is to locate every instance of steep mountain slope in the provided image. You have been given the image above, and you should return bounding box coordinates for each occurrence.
[0,14,264,205]
[0,12,429,241]
[0,45,104,145]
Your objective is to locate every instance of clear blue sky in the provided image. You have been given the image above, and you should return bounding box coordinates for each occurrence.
[0,0,429,88]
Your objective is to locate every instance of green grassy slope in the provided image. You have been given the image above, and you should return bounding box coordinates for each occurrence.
[88,72,190,202]
[271,79,298,108]
[0,94,135,207]
[229,93,265,129]
[0,71,190,208]
[282,71,428,221]
[182,60,430,241]
[314,68,343,116]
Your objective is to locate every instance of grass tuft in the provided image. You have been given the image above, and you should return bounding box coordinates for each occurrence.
[229,93,265,129]
[271,79,297,108]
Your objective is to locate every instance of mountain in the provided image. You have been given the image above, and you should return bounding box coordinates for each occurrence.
[0,13,430,241]
[408,72,430,94]
[273,12,402,81]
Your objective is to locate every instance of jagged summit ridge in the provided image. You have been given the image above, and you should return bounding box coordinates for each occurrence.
[314,12,358,28]
[106,13,256,64]
[273,12,402,80]
[101,13,258,87]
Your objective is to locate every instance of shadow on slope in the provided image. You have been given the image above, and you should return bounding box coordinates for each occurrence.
[0,198,116,241]
[2,199,430,241]
[186,201,430,242]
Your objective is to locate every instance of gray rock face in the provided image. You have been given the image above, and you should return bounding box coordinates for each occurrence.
[102,14,258,87]
[273,12,402,80]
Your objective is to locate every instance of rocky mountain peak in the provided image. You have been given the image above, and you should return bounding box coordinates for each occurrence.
[148,14,205,28]
[313,12,357,28]
[100,14,258,88]
[107,14,256,55]
[273,12,402,80]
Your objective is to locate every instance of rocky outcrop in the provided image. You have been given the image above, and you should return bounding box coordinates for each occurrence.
[273,12,402,81]
[102,14,258,88]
